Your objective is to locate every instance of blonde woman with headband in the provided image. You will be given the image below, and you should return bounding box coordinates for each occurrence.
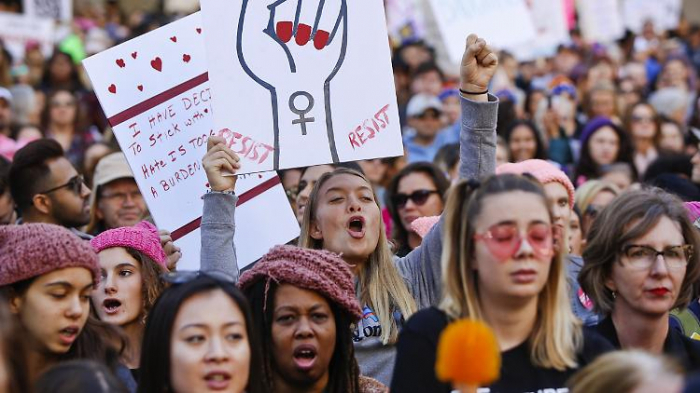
[199,34,500,385]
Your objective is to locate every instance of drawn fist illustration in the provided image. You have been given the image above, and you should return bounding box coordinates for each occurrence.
[238,0,348,169]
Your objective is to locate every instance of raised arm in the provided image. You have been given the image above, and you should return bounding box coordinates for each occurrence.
[200,136,242,280]
[396,35,499,309]
[459,34,499,180]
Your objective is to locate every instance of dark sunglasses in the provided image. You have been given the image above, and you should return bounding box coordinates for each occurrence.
[160,270,236,285]
[40,175,85,195]
[392,189,439,208]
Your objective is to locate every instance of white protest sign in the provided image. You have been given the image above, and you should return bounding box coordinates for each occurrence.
[82,12,299,271]
[511,0,570,61]
[622,0,682,34]
[577,0,625,43]
[385,0,426,45]
[427,0,536,64]
[0,12,54,62]
[200,0,403,173]
[23,0,72,22]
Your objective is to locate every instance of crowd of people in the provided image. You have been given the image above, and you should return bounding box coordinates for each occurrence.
[4,1,700,392]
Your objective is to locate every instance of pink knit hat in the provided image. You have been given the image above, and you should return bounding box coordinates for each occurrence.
[90,221,168,269]
[239,245,362,322]
[0,224,100,286]
[496,159,575,208]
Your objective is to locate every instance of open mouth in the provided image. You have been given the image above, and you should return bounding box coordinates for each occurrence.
[103,299,122,314]
[59,326,79,345]
[293,346,318,370]
[204,371,231,389]
[347,216,365,238]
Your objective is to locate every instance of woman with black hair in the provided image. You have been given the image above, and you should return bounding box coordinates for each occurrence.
[239,245,386,393]
[502,120,547,163]
[138,274,264,393]
[385,162,450,256]
[574,116,637,186]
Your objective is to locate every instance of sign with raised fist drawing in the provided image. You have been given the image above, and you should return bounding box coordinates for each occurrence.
[201,0,403,173]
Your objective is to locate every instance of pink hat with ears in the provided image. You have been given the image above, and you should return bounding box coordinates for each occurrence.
[496,159,575,208]
[91,221,168,269]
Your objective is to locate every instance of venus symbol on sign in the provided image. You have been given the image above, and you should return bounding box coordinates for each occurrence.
[289,91,315,136]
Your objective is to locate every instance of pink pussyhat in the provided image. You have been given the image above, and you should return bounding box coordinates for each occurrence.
[684,202,700,229]
[91,221,168,269]
[496,159,575,208]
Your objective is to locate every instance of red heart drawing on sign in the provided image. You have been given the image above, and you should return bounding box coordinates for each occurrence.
[196,28,202,34]
[137,85,144,91]
[204,108,209,113]
[183,54,191,63]
[150,57,163,72]
[131,51,138,59]
[116,58,125,68]
[108,84,117,94]
[170,36,177,42]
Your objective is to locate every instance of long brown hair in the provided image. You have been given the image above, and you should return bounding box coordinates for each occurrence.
[298,168,417,344]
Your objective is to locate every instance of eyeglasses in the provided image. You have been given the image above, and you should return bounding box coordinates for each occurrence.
[40,175,85,195]
[101,191,143,204]
[392,189,439,208]
[474,222,554,262]
[620,244,693,270]
[161,270,236,285]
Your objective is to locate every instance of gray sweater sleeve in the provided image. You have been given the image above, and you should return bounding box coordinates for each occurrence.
[200,192,240,281]
[395,94,498,309]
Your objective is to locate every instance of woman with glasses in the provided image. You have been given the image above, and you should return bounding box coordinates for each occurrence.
[90,221,169,381]
[137,273,264,393]
[200,34,500,384]
[390,174,612,392]
[579,188,700,371]
[385,162,450,256]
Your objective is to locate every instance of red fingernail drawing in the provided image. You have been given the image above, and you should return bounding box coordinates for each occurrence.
[131,51,138,59]
[314,30,329,50]
[108,84,117,94]
[170,36,177,42]
[116,58,126,68]
[276,21,292,43]
[151,57,163,71]
[183,54,191,63]
[296,23,311,46]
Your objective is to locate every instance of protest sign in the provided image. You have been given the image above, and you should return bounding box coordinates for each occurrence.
[577,0,625,43]
[200,0,403,173]
[511,0,570,61]
[0,12,54,62]
[427,0,536,64]
[385,0,426,46]
[622,0,682,34]
[83,12,300,271]
[23,0,72,22]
